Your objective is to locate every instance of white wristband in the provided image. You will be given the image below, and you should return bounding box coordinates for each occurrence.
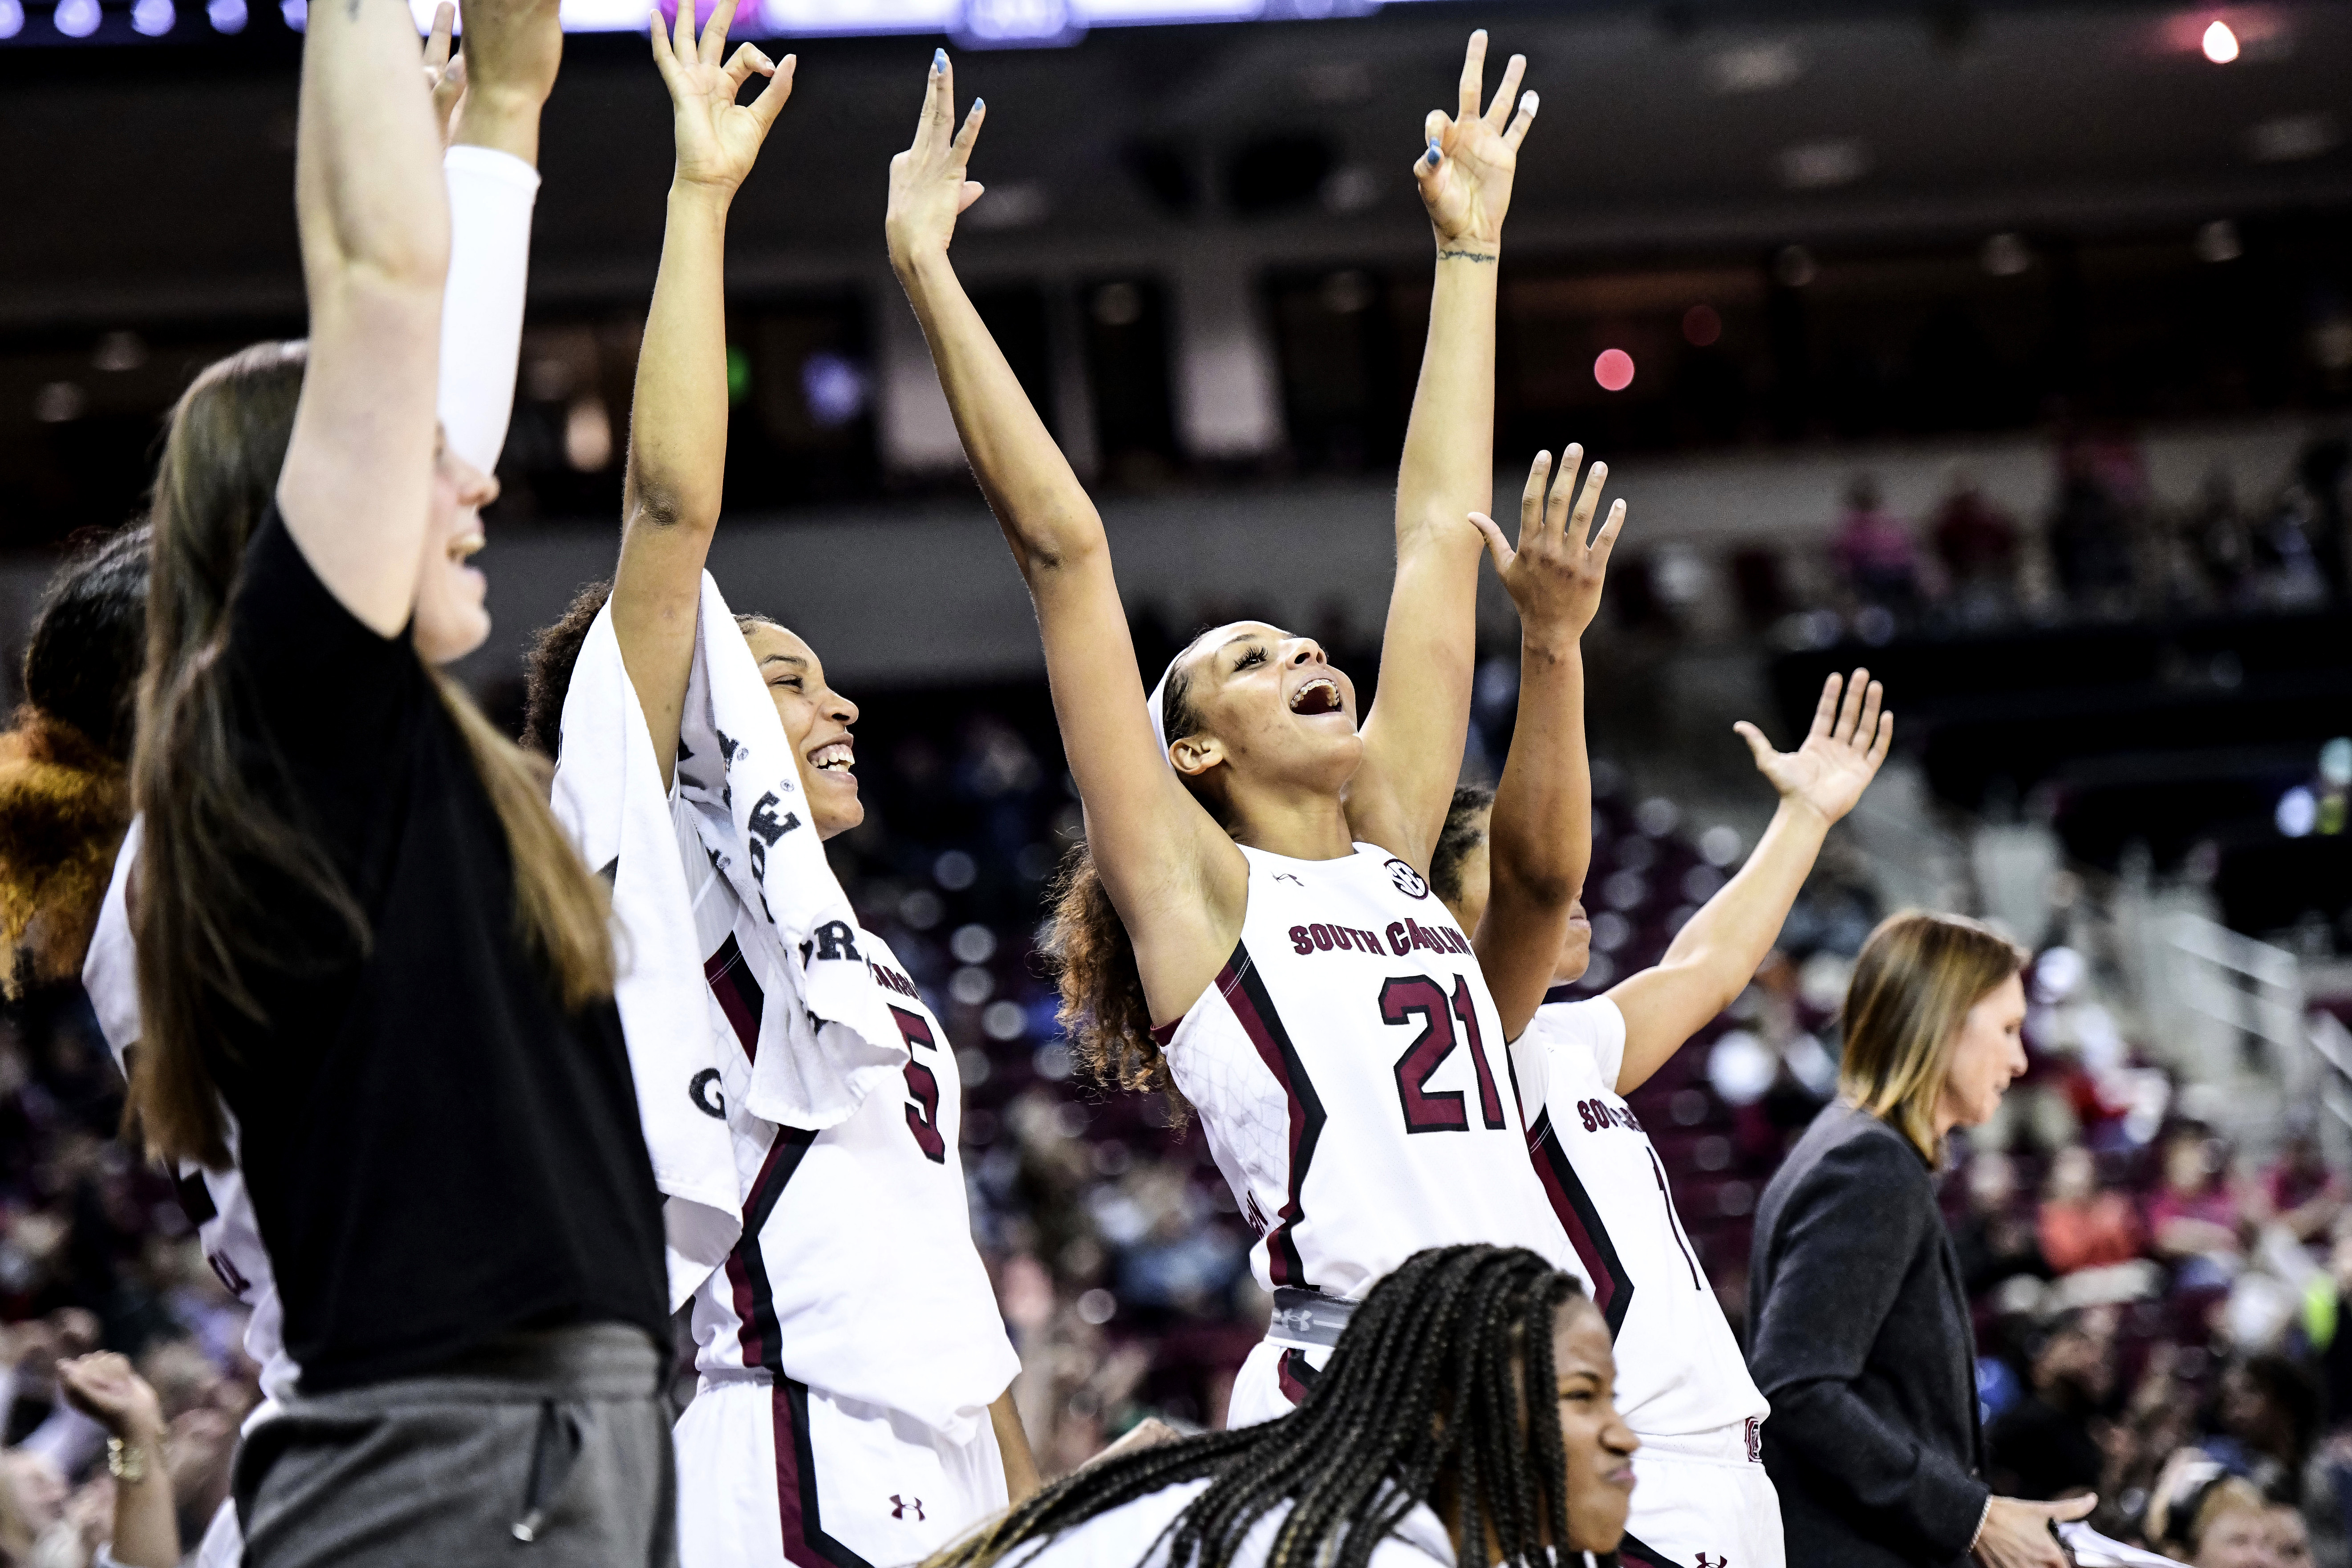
[438,145,542,475]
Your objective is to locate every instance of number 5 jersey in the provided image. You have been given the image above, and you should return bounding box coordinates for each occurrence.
[1155,844,1584,1309]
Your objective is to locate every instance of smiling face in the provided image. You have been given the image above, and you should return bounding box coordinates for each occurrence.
[1935,972,2028,1134]
[1553,1297,1639,1555]
[740,620,863,840]
[1164,621,1364,803]
[412,430,497,666]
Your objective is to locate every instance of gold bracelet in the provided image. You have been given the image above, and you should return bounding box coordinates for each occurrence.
[105,1437,148,1485]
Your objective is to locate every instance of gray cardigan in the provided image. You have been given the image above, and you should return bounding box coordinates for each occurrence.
[1747,1102,1991,1568]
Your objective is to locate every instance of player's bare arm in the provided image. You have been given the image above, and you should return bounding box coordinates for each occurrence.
[887,52,1246,1025]
[1347,31,1538,871]
[612,0,795,790]
[1469,446,1626,1041]
[1608,670,1893,1094]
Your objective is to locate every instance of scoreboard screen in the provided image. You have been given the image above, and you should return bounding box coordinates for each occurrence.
[1,0,1444,47]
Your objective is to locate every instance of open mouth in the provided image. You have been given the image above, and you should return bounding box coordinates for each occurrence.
[807,740,855,777]
[1289,676,1342,717]
[447,531,485,564]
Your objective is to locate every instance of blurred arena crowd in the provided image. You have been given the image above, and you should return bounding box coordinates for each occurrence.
[3,615,2350,1568]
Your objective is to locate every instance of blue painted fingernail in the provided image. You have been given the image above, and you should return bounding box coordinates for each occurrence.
[972,97,984,110]
[933,47,946,71]
[1425,138,1441,166]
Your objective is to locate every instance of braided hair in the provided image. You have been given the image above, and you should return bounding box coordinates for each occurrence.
[935,1246,1588,1568]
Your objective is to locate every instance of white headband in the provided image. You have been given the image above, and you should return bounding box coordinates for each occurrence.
[1144,663,1177,774]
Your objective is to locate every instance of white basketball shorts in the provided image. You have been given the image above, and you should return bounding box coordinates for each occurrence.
[1611,1425,1785,1568]
[674,1377,1006,1568]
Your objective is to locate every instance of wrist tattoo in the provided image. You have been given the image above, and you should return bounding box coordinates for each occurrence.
[1437,248,1500,264]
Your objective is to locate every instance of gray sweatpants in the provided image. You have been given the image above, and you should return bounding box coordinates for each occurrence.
[234,1324,675,1568]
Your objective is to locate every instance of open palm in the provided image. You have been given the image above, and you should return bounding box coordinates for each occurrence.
[652,0,794,195]
[1415,30,1539,247]
[1470,443,1626,641]
[1734,669,1893,826]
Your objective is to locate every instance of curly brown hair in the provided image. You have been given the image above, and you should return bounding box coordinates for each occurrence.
[1038,648,1216,1123]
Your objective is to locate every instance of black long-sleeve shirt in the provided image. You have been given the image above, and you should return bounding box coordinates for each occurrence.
[1747,1102,1990,1568]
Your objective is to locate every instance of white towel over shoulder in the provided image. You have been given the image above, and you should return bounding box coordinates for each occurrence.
[551,576,907,1305]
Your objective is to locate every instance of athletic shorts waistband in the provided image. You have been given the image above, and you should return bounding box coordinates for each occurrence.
[1265,1287,1358,1351]
[1631,1416,1768,1467]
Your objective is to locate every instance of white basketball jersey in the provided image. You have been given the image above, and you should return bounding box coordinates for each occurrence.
[1512,992,1768,1438]
[84,823,300,1406]
[678,824,1018,1439]
[1158,844,1582,1301]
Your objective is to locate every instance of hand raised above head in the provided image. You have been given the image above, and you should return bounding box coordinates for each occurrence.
[886,49,986,271]
[1733,668,1894,826]
[455,0,564,111]
[1414,29,1538,252]
[419,2,466,143]
[652,0,795,196]
[1469,443,1626,644]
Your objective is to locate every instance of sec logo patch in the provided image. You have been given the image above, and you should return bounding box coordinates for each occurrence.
[1385,859,1430,899]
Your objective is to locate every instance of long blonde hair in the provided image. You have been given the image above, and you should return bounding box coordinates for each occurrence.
[1837,910,2028,1162]
[127,340,614,1168]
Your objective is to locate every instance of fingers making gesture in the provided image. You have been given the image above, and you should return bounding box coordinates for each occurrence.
[420,2,465,143]
[886,49,987,268]
[652,0,795,196]
[1735,669,1895,827]
[1415,29,1539,251]
[1471,445,1627,646]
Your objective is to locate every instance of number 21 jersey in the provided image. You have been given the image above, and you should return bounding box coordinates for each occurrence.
[1156,844,1584,1301]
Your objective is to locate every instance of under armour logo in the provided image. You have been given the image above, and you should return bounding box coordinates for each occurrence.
[1744,1415,1762,1463]
[1695,1554,1728,1568]
[1384,858,1430,899]
[889,1496,925,1522]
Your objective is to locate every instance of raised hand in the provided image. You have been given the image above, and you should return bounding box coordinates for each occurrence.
[652,0,795,197]
[457,0,564,112]
[1734,669,1894,826]
[419,2,466,144]
[1469,444,1626,643]
[886,49,985,270]
[57,1352,165,1442]
[1414,30,1538,251]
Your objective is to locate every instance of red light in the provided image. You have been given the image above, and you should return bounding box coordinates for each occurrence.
[1683,304,1722,346]
[1594,349,1635,392]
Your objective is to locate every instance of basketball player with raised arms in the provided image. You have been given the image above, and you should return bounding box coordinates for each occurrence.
[520,9,1034,1565]
[81,2,575,1556]
[887,35,1611,1425]
[1431,627,1894,1568]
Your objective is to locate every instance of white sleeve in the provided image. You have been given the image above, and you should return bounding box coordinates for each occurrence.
[437,145,541,474]
[1585,996,1629,1094]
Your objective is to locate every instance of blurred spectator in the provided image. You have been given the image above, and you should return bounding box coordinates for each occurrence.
[2204,1354,2322,1505]
[2189,469,2257,608]
[2049,432,2146,611]
[1831,474,1923,614]
[1953,1151,2052,1294]
[2251,1126,2346,1245]
[2040,1145,2146,1276]
[1930,474,2022,619]
[2147,1455,2274,1568]
[2148,1128,2247,1288]
[2271,1502,2319,1568]
[1987,1306,2117,1501]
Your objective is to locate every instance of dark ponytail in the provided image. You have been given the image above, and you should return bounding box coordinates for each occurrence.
[929,1245,1586,1568]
